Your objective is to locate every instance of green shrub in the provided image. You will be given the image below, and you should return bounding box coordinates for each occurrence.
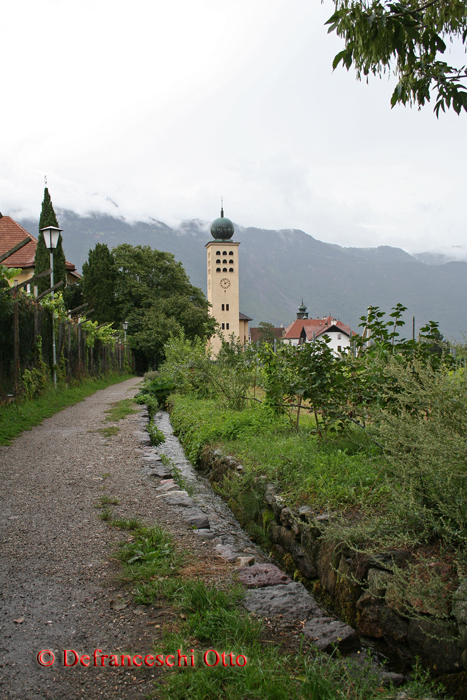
[148,422,166,446]
[135,392,159,419]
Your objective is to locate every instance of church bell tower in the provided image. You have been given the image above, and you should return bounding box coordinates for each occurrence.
[206,206,240,355]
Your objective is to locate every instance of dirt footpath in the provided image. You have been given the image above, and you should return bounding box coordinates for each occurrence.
[0,377,231,700]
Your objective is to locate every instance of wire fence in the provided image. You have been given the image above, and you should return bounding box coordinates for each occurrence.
[0,294,132,401]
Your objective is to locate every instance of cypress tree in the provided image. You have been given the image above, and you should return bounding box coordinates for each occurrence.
[35,188,66,294]
[82,243,118,324]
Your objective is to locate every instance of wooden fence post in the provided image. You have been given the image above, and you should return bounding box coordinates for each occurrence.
[33,286,39,343]
[13,282,19,396]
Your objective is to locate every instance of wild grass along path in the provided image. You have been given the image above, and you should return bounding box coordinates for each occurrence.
[0,377,232,700]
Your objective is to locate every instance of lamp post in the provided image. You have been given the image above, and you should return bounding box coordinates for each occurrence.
[41,225,63,388]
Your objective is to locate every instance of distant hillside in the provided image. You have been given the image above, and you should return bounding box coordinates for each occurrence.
[19,211,467,340]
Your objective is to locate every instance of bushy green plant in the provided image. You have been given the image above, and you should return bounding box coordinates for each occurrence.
[116,525,180,579]
[20,338,49,399]
[134,392,159,419]
[148,422,165,446]
[369,358,467,547]
[209,335,255,410]
[159,330,213,396]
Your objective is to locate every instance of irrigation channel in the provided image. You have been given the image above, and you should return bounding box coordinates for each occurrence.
[138,408,407,687]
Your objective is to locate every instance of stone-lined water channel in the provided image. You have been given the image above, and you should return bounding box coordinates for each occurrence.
[135,408,406,687]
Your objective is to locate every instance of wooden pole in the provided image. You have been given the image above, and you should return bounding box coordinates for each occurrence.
[13,282,19,396]
[67,320,71,382]
[34,286,39,343]
[77,323,81,375]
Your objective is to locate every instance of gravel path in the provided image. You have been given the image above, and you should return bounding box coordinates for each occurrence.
[0,378,232,700]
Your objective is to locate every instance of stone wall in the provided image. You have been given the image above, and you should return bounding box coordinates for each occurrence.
[200,448,467,680]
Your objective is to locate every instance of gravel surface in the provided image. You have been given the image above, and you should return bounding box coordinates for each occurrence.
[0,378,234,700]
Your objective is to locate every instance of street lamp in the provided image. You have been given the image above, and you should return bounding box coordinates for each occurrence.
[123,321,129,344]
[41,225,63,388]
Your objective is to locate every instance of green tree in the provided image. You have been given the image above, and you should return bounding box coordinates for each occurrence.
[81,243,117,324]
[327,0,467,114]
[257,321,277,346]
[62,280,84,312]
[112,244,215,371]
[35,188,67,293]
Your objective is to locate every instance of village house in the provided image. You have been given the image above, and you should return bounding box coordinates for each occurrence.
[0,214,80,289]
[283,301,355,353]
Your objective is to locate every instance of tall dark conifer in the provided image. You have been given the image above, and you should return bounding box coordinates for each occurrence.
[35,188,67,293]
[82,243,118,324]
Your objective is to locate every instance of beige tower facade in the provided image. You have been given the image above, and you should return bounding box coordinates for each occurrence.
[206,209,241,355]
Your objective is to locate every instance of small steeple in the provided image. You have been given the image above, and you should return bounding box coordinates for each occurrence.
[220,197,224,218]
[297,299,308,320]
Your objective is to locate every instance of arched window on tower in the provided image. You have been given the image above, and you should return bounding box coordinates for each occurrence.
[216,251,221,255]
[222,267,227,272]
[216,267,221,272]
[229,251,234,256]
[223,251,227,255]
[229,268,234,272]
[216,259,221,264]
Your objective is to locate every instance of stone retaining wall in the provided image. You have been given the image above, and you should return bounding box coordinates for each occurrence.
[199,447,467,682]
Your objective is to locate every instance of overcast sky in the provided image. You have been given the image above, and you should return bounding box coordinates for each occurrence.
[2,0,466,257]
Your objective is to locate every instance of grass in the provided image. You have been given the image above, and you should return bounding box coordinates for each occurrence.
[0,373,134,446]
[99,495,120,506]
[169,394,388,513]
[97,425,120,437]
[99,508,113,521]
[104,398,137,422]
[104,513,439,700]
[114,523,182,581]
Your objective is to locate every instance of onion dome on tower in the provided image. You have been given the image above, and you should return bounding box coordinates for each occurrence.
[296,299,308,320]
[211,205,234,241]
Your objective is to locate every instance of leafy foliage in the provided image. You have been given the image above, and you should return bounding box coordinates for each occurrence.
[256,320,277,346]
[327,0,467,114]
[107,243,215,371]
[116,525,180,579]
[148,422,166,446]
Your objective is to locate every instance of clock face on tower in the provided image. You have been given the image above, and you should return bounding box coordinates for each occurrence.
[220,278,231,289]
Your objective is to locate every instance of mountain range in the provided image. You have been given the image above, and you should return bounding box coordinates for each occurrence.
[18,211,467,341]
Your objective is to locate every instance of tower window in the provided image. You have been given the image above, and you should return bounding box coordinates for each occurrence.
[221,304,224,310]
[223,268,227,272]
[216,259,221,263]
[226,323,229,330]
[216,251,221,255]
[223,259,227,264]
[221,323,225,330]
[229,251,234,256]
[216,267,221,272]
[226,304,229,311]
[229,268,234,272]
[223,251,227,255]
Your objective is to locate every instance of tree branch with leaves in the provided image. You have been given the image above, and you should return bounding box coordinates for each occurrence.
[327,0,467,114]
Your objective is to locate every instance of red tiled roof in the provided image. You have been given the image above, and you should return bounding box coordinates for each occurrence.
[284,316,354,340]
[0,216,37,268]
[0,215,79,274]
[305,319,353,341]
